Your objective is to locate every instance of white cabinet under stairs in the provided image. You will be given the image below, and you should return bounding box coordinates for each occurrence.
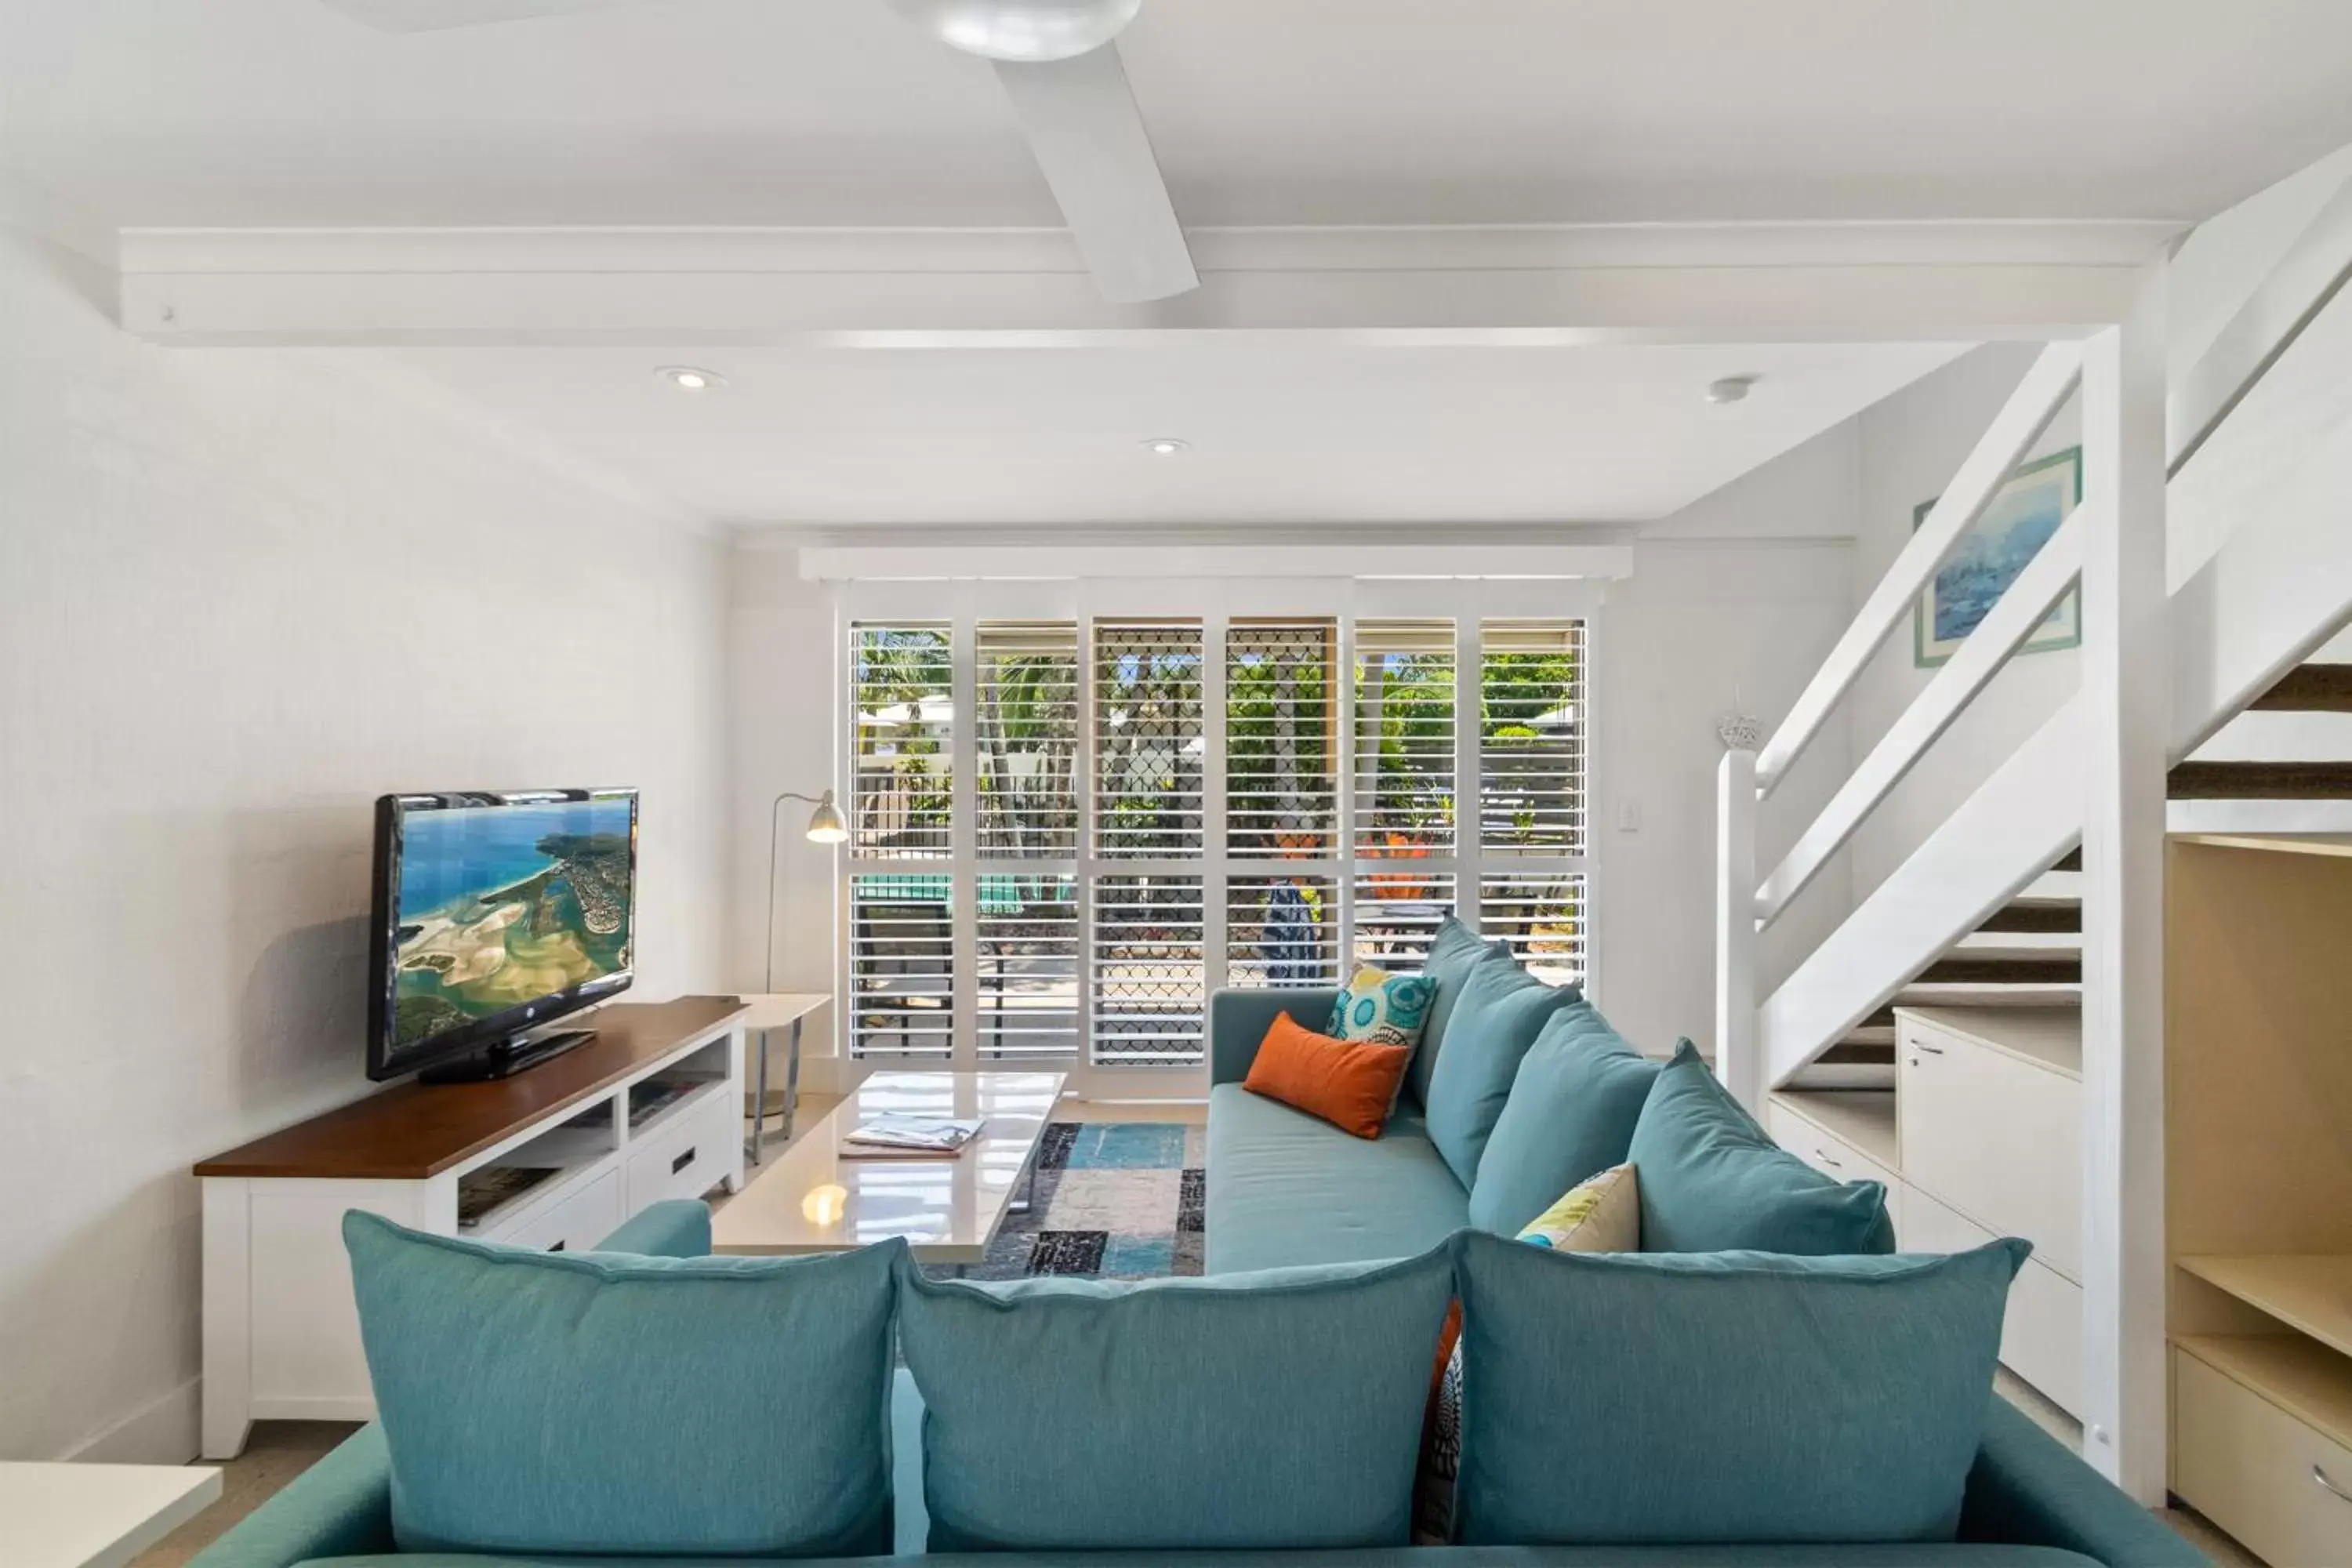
[1770,1004,2085,1417]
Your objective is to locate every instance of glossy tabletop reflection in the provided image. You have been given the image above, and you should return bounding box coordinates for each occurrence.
[711,1070,1066,1263]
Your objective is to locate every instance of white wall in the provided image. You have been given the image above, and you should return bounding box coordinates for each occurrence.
[0,224,729,1463]
[721,426,1865,1066]
[1844,343,2082,899]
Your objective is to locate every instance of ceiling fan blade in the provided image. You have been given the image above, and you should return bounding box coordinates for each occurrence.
[314,0,643,32]
[992,44,1198,303]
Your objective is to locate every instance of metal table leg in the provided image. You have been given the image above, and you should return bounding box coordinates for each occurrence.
[746,1025,771,1165]
[781,1017,803,1142]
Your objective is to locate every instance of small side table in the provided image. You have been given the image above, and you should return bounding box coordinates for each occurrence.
[0,1461,222,1568]
[737,992,830,1164]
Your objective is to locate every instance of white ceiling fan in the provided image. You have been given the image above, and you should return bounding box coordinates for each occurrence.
[312,0,1199,303]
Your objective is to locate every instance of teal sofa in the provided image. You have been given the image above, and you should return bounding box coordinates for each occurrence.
[191,1005,2201,1568]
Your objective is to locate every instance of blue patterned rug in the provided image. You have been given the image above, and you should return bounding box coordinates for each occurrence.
[937,1122,1206,1281]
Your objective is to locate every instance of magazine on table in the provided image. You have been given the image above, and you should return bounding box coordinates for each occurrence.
[840,1113,986,1159]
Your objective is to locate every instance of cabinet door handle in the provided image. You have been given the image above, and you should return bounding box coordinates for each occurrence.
[2319,1465,2352,1504]
[1913,1042,1945,1055]
[1815,1147,1843,1170]
[672,1146,696,1174]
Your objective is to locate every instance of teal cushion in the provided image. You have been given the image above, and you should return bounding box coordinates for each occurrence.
[1454,1232,2030,1545]
[1409,916,1513,1109]
[1467,1001,1661,1236]
[341,1213,900,1559]
[1204,1083,1469,1272]
[1628,1040,1895,1255]
[895,1243,1456,1552]
[1422,954,1584,1189]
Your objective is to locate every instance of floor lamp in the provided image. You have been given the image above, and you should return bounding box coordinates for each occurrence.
[745,789,848,1156]
[768,788,848,995]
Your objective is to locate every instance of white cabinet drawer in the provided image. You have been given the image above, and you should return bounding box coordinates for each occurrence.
[1764,1102,1902,1243]
[2175,1345,2352,1567]
[1899,1018,2081,1282]
[1901,1185,2082,1416]
[496,1167,622,1254]
[626,1093,734,1210]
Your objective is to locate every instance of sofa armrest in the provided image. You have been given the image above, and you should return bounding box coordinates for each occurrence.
[1958,1396,2209,1566]
[593,1197,713,1258]
[186,1423,394,1568]
[1209,988,1343,1086]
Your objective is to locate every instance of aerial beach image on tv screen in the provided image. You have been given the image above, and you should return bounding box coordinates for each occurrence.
[391,797,633,1049]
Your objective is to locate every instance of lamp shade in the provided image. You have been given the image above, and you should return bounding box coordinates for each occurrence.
[805,790,849,844]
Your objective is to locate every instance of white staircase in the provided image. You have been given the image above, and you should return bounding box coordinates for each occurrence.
[1715,160,2352,1502]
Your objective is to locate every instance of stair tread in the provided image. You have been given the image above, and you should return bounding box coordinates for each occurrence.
[1955,931,2082,953]
[2168,760,2352,799]
[2251,664,2352,713]
[1894,982,2083,1007]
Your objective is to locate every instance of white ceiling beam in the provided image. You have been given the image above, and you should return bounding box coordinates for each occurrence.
[797,542,1637,582]
[114,220,2176,347]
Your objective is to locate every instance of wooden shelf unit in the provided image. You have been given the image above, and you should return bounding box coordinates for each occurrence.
[196,996,748,1461]
[2165,837,2352,1564]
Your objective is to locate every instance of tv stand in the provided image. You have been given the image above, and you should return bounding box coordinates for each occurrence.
[194,996,748,1458]
[418,1027,596,1083]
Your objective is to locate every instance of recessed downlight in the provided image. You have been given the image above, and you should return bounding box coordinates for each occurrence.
[1706,375,1759,405]
[1142,437,1189,456]
[657,365,726,391]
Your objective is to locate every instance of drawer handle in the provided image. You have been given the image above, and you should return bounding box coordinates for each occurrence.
[1913,1042,1945,1055]
[1815,1147,1843,1170]
[2319,1465,2352,1504]
[671,1146,696,1174]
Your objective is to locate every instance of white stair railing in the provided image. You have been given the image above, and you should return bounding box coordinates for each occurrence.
[1716,162,2352,1110]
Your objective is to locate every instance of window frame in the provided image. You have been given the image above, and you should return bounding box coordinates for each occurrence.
[830,577,1601,1098]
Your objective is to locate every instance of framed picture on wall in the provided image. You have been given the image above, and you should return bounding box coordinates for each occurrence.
[1912,445,2082,668]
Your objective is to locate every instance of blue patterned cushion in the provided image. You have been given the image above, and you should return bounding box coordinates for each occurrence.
[1454,1231,2029,1545]
[1327,967,1436,1050]
[896,1243,1456,1552]
[342,1213,900,1559]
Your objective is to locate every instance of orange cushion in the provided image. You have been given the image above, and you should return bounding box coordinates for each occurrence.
[1243,1012,1412,1139]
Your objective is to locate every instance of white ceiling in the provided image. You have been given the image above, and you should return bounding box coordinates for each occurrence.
[5,0,2351,228]
[373,340,1968,528]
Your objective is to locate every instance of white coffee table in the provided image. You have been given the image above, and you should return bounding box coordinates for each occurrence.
[0,1461,222,1568]
[711,1070,1066,1264]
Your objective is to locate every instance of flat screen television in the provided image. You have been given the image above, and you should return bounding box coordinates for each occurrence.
[367,788,638,1083]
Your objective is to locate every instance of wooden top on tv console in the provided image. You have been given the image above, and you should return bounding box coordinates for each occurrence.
[194,996,748,1181]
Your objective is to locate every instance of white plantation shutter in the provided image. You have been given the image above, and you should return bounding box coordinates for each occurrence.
[1479,871,1587,988]
[1351,870,1458,973]
[848,874,955,1058]
[1353,619,1457,857]
[839,601,1595,1071]
[1094,622,1205,859]
[1091,873,1207,1063]
[1227,873,1342,989]
[850,622,953,858]
[976,621,1080,858]
[975,873,1079,1060]
[1225,619,1338,858]
[1478,618,1586,855]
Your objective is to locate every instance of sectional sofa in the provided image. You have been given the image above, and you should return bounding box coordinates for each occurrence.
[189,974,2202,1568]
